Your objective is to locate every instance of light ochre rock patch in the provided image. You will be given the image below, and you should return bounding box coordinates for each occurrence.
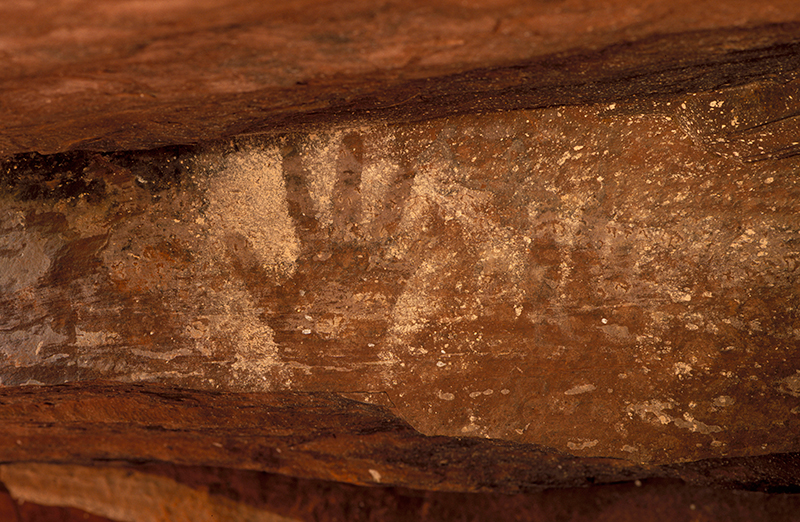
[0,463,299,522]
[301,130,344,230]
[207,146,300,278]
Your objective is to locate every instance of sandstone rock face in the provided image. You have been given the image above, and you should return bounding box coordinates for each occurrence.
[1,0,800,154]
[1,76,798,468]
[3,459,799,522]
[1,0,800,517]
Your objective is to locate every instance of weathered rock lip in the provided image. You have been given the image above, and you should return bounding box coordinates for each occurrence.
[3,21,800,156]
[0,381,798,493]
[288,22,800,125]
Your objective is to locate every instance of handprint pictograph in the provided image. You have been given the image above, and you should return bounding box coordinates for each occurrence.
[217,122,534,396]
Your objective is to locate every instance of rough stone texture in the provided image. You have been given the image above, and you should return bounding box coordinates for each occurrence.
[2,462,800,522]
[1,0,800,155]
[0,382,799,494]
[1,80,799,466]
[1,0,800,518]
[0,463,299,522]
[0,487,114,522]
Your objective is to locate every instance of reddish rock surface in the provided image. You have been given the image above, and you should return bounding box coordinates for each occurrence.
[1,0,800,520]
[0,382,799,494]
[1,0,800,154]
[2,82,798,465]
[3,462,800,522]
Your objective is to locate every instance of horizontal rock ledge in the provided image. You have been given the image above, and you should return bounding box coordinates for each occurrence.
[0,381,798,493]
[2,6,800,155]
